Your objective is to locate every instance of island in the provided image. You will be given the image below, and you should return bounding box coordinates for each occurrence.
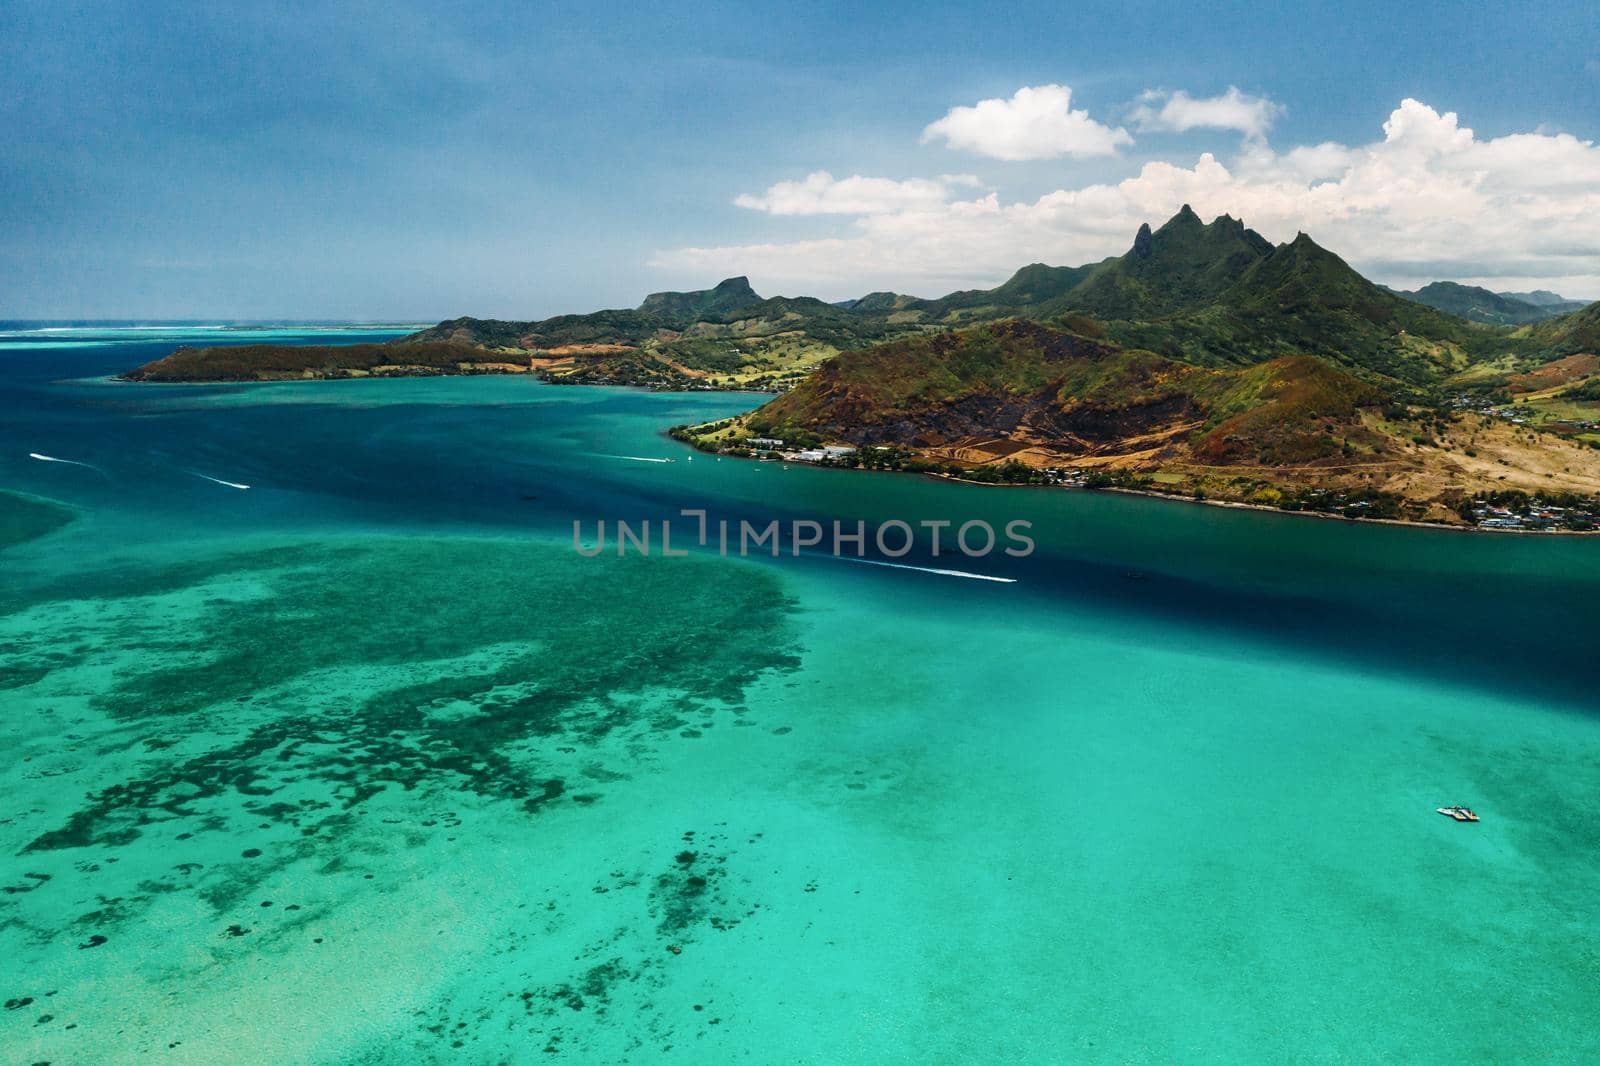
[120,207,1600,530]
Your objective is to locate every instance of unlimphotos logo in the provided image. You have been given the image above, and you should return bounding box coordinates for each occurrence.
[574,509,1033,559]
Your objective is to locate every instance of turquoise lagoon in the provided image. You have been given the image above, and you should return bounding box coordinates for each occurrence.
[2,327,1598,1062]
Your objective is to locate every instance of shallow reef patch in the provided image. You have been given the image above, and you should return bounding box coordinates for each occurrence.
[1,535,800,941]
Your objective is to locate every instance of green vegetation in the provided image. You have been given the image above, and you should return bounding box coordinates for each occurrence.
[1518,301,1600,357]
[715,292,1599,527]
[121,341,504,382]
[751,318,1382,470]
[125,206,1596,400]
[399,283,926,390]
[636,275,765,320]
[1388,281,1584,325]
[1088,231,1493,386]
[1560,378,1600,402]
[1050,208,1273,318]
[116,207,1600,527]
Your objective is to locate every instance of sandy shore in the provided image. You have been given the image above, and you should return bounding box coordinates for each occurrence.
[741,457,1600,537]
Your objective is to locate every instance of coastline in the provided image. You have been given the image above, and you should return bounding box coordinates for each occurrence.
[950,469,1600,536]
[113,364,538,385]
[107,370,1596,537]
[103,372,777,400]
[110,365,765,393]
[713,447,1600,537]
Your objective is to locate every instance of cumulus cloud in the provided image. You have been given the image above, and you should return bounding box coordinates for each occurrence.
[920,84,1132,161]
[653,99,1600,300]
[732,171,981,215]
[1132,87,1284,140]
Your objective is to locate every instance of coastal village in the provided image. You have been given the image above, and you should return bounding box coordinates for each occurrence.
[1450,393,1600,435]
[1465,499,1600,530]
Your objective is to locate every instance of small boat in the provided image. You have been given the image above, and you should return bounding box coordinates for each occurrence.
[1436,806,1480,822]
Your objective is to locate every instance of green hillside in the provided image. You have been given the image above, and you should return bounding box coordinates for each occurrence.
[839,207,1521,389]
[346,280,931,389]
[753,318,1380,469]
[120,205,1600,522]
[1519,300,1600,356]
[1048,206,1274,319]
[690,313,1600,524]
[1502,289,1591,311]
[1145,234,1491,383]
[637,276,765,321]
[123,206,1580,398]
[122,341,505,382]
[1389,281,1573,325]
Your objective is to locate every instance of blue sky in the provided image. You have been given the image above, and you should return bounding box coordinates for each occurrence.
[3,0,1597,318]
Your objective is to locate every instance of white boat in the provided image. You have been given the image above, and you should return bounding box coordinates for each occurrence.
[1436,806,1480,822]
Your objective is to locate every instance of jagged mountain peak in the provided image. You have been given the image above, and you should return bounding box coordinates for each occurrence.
[1133,223,1155,258]
[1060,207,1276,318]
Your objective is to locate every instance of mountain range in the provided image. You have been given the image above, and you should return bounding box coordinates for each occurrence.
[122,207,1600,526]
[706,212,1600,524]
[1384,281,1588,325]
[126,207,1597,395]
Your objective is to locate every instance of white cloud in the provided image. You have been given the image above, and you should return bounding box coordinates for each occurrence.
[1132,87,1284,140]
[654,99,1600,301]
[920,84,1132,161]
[732,171,981,215]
